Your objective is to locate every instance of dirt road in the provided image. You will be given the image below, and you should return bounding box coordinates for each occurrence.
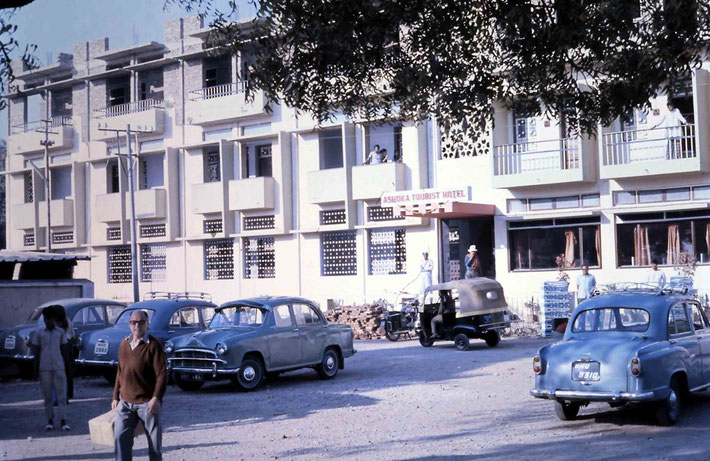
[1,337,709,460]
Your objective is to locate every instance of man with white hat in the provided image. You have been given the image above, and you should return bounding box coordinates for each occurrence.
[419,250,434,303]
[464,245,481,279]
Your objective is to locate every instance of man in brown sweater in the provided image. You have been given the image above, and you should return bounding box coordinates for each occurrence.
[112,310,166,461]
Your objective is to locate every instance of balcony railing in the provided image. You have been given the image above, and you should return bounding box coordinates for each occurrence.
[602,124,696,166]
[93,98,164,119]
[493,137,580,176]
[188,81,248,101]
[11,116,72,135]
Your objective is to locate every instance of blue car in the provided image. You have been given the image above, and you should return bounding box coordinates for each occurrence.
[76,293,216,382]
[531,284,710,425]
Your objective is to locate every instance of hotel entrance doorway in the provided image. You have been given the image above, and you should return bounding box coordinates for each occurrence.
[441,217,495,282]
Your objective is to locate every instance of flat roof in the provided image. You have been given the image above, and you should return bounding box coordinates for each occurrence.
[0,250,92,263]
[94,41,167,61]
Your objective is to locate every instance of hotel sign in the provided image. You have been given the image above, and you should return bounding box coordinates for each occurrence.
[381,186,472,207]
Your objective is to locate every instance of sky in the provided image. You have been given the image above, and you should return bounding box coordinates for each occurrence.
[0,0,256,140]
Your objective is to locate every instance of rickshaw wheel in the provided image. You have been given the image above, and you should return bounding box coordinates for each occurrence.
[485,330,501,347]
[418,332,434,347]
[454,334,470,351]
[385,332,401,342]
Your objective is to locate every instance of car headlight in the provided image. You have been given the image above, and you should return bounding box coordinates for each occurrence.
[164,341,174,354]
[215,343,228,356]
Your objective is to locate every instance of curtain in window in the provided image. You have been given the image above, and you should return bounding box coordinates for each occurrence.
[634,225,651,266]
[595,228,601,266]
[564,231,577,267]
[706,224,710,260]
[667,224,681,265]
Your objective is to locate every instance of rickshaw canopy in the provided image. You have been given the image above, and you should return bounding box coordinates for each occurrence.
[425,278,508,317]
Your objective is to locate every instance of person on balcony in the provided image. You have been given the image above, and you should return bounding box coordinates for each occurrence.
[652,101,688,159]
[364,144,382,165]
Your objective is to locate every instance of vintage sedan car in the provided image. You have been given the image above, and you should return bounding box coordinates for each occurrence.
[531,284,710,425]
[166,296,356,391]
[76,293,216,382]
[0,298,126,377]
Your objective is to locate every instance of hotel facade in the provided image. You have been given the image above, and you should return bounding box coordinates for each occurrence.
[5,15,710,311]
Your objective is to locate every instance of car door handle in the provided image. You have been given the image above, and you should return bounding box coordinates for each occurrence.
[293,328,299,332]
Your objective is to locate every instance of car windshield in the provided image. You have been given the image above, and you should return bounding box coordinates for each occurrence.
[572,308,650,333]
[115,309,156,325]
[209,306,265,328]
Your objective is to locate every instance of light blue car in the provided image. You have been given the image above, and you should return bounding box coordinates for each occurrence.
[531,284,710,425]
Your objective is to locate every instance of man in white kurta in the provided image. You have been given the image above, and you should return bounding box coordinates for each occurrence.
[419,252,434,303]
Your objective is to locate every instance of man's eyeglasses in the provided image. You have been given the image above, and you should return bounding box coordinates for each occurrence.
[129,320,147,326]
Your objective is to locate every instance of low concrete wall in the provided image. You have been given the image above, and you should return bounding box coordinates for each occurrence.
[0,279,94,327]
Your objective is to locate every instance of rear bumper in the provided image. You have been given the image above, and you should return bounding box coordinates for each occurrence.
[75,358,117,367]
[0,354,33,362]
[530,388,656,402]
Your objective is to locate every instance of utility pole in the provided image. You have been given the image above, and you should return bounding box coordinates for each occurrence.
[98,122,153,302]
[38,94,56,253]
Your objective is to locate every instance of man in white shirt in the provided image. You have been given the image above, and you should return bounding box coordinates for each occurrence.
[646,260,666,289]
[364,144,382,165]
[419,251,434,304]
[576,264,596,304]
[652,102,688,159]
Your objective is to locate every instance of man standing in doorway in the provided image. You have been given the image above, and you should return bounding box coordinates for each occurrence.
[646,260,667,289]
[419,251,434,304]
[464,245,481,279]
[575,264,596,305]
[113,310,166,461]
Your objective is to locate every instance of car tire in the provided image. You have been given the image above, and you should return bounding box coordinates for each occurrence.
[316,348,339,380]
[175,376,205,392]
[554,400,580,421]
[484,330,501,347]
[385,331,401,342]
[418,332,434,347]
[454,333,470,351]
[234,357,264,392]
[655,376,682,426]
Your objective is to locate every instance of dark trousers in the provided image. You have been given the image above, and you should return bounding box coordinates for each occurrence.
[115,398,162,461]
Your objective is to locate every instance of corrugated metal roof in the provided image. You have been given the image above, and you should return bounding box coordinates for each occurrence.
[0,250,92,263]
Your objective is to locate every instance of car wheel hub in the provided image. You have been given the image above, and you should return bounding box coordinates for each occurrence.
[326,355,335,370]
[243,366,256,381]
[668,390,679,416]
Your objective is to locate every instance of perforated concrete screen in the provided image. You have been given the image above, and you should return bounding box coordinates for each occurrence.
[369,228,406,275]
[321,231,357,276]
[204,239,234,280]
[243,237,275,279]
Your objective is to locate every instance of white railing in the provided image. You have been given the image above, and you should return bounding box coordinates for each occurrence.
[493,137,581,176]
[187,81,248,101]
[602,124,696,166]
[92,98,164,119]
[11,116,72,135]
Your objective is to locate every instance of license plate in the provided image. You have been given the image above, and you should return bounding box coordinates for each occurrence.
[94,341,109,355]
[503,314,510,322]
[4,335,15,350]
[572,361,600,381]
[380,321,385,328]
[180,372,204,381]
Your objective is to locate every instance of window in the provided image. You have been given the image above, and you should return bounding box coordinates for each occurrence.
[107,305,124,324]
[203,55,231,88]
[243,237,275,279]
[273,305,293,328]
[204,219,223,234]
[51,88,72,117]
[204,150,220,182]
[140,155,164,189]
[140,224,166,238]
[319,129,343,169]
[169,307,200,328]
[256,145,272,177]
[107,228,121,241]
[369,228,406,275]
[243,215,275,230]
[320,209,346,225]
[367,205,404,222]
[51,166,72,199]
[107,159,120,194]
[581,194,600,208]
[572,308,649,332]
[507,199,527,213]
[140,244,167,282]
[507,194,598,213]
[613,191,636,205]
[693,185,710,200]
[23,172,33,203]
[108,246,132,283]
[72,306,106,326]
[292,304,322,325]
[689,304,706,332]
[108,86,127,106]
[669,304,691,335]
[509,219,600,270]
[615,187,692,205]
[202,307,216,325]
[204,239,234,280]
[321,231,357,276]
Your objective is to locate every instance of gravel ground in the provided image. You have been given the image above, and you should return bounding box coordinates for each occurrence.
[2,337,710,461]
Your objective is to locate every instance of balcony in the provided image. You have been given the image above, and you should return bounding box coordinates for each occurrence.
[8,117,73,155]
[38,199,74,227]
[600,125,699,179]
[492,137,594,188]
[91,99,165,141]
[127,189,167,219]
[352,162,406,200]
[191,182,224,214]
[12,203,35,230]
[308,168,347,204]
[186,82,266,125]
[94,193,123,223]
[228,176,275,211]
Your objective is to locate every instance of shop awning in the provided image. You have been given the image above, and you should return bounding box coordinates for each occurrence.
[394,202,496,219]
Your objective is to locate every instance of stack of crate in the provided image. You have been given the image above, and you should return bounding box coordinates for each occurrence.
[669,276,697,296]
[540,281,571,337]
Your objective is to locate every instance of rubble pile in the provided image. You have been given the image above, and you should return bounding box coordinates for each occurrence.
[325,304,386,339]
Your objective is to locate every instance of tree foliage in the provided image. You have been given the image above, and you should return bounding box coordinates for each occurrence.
[0,2,37,111]
[179,0,710,136]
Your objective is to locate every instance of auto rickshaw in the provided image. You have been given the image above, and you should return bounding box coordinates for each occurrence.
[415,278,511,351]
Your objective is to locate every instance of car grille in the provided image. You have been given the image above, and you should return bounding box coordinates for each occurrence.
[170,348,224,370]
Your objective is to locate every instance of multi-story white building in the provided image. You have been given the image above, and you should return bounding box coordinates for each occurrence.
[5,15,710,310]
